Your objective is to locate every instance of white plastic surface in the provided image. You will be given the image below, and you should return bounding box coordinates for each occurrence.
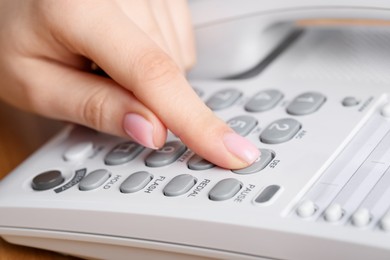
[1,25,390,260]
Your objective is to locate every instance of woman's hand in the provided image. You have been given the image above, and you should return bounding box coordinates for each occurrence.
[0,0,259,169]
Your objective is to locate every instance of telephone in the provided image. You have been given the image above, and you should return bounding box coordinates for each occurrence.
[1,1,390,259]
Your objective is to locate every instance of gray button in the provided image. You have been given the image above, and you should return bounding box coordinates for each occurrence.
[206,88,242,110]
[79,169,111,191]
[104,142,144,166]
[233,149,274,174]
[227,115,258,136]
[342,97,360,107]
[188,154,215,170]
[145,141,186,167]
[255,185,281,203]
[260,118,301,144]
[286,92,326,115]
[32,170,64,191]
[163,174,197,197]
[245,89,283,112]
[54,168,87,193]
[120,171,153,193]
[209,178,242,201]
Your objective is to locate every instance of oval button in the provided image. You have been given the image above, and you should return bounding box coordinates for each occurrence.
[206,88,242,111]
[120,171,153,194]
[209,179,242,201]
[260,118,301,144]
[79,169,111,191]
[163,174,197,197]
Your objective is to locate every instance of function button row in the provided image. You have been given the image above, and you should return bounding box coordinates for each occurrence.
[286,92,326,116]
[206,88,242,111]
[260,118,301,144]
[245,89,283,112]
[104,142,144,166]
[145,141,187,167]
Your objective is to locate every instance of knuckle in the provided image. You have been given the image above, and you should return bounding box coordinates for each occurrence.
[81,87,109,131]
[134,49,181,88]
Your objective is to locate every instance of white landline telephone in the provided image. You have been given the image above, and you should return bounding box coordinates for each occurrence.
[1,1,390,259]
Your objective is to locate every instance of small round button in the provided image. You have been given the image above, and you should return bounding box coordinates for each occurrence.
[32,170,64,191]
[351,208,371,227]
[381,103,390,118]
[296,200,316,218]
[342,97,360,107]
[324,203,343,222]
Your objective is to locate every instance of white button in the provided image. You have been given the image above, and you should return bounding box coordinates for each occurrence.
[351,208,371,227]
[324,203,343,222]
[63,142,94,161]
[381,103,390,118]
[296,200,316,218]
[380,213,390,232]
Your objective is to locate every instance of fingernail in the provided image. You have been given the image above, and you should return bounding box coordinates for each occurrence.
[223,132,260,165]
[123,113,157,149]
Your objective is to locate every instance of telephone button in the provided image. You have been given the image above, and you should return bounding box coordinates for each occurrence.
[351,208,371,227]
[79,169,111,191]
[324,203,344,222]
[163,174,197,197]
[209,178,242,201]
[206,88,242,110]
[260,118,301,144]
[380,213,390,232]
[32,170,65,191]
[254,185,281,204]
[188,154,215,171]
[63,142,94,162]
[104,142,144,166]
[296,200,316,218]
[233,149,274,174]
[286,92,326,115]
[245,89,283,112]
[120,171,153,194]
[227,115,258,136]
[145,141,186,167]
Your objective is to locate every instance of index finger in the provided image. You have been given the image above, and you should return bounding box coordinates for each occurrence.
[53,2,259,169]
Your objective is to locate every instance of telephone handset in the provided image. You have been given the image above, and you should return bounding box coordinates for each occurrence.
[1,2,390,260]
[189,0,390,79]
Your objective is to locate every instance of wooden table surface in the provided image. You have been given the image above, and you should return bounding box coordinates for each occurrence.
[0,101,78,260]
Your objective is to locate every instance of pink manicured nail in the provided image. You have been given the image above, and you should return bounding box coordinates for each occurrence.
[223,132,260,165]
[123,113,157,149]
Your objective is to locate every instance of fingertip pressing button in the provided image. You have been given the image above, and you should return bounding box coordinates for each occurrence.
[63,142,94,161]
[296,200,316,218]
